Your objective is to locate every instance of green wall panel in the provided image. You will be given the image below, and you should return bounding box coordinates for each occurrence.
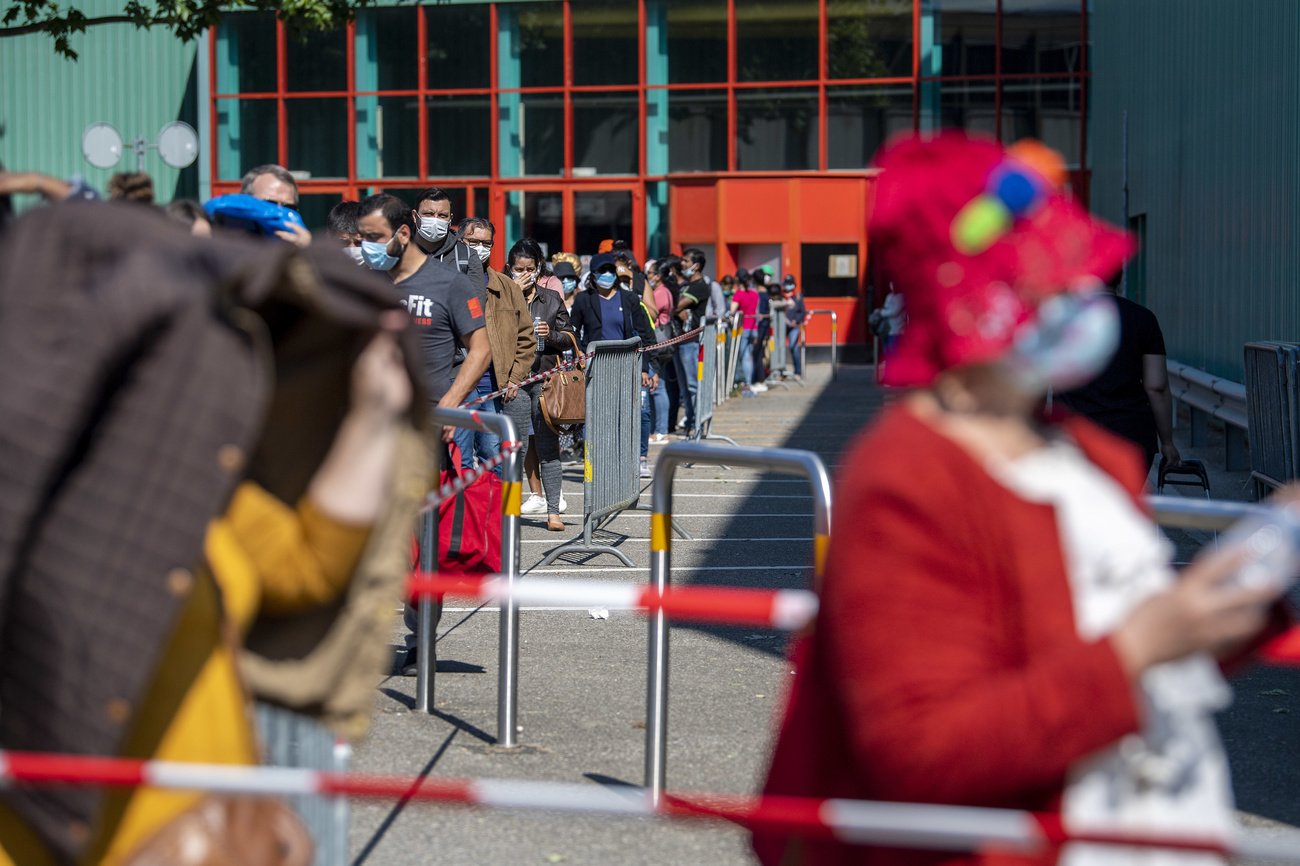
[0,0,199,208]
[1091,0,1300,380]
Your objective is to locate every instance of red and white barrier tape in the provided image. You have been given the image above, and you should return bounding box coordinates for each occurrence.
[460,324,707,409]
[0,752,1290,861]
[418,440,524,514]
[404,573,818,630]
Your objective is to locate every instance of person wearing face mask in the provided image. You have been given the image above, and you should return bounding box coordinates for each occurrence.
[671,247,713,435]
[507,238,575,530]
[552,260,580,307]
[447,218,537,475]
[780,274,807,382]
[568,253,659,477]
[326,200,364,265]
[411,187,484,285]
[754,133,1297,866]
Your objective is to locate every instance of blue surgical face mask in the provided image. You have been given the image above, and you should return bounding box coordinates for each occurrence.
[561,278,577,293]
[595,272,618,290]
[361,233,401,271]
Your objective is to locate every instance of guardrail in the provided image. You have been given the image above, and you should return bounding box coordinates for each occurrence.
[645,441,832,805]
[1166,359,1248,471]
[426,406,523,748]
[803,309,838,382]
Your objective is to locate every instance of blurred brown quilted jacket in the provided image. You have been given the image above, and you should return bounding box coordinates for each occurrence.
[0,202,429,862]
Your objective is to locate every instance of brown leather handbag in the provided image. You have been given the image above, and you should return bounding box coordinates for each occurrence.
[123,795,313,866]
[540,332,586,432]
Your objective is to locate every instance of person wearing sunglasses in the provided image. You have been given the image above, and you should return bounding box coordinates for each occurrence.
[240,164,312,248]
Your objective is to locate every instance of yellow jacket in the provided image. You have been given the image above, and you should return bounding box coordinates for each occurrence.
[0,483,370,865]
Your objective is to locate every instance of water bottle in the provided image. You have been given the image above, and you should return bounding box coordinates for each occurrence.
[1221,503,1300,592]
[533,316,545,353]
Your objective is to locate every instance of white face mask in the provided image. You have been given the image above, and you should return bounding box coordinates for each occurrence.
[997,290,1120,395]
[342,245,366,266]
[468,244,491,263]
[417,215,450,243]
[512,269,536,287]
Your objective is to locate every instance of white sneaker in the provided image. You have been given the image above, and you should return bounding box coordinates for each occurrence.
[558,495,568,513]
[649,433,670,445]
[750,382,768,392]
[520,493,546,515]
[640,458,652,478]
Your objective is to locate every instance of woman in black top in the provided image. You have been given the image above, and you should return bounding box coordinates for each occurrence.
[505,238,575,531]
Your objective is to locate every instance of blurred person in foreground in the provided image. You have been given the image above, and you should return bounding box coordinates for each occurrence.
[754,133,1295,866]
[0,201,428,864]
[1058,273,1180,473]
[241,164,311,247]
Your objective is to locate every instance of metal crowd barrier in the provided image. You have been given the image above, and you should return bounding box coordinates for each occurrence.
[255,703,350,866]
[725,314,744,391]
[1147,494,1266,530]
[687,317,738,449]
[715,316,730,407]
[1167,358,1248,473]
[803,309,839,382]
[644,441,833,804]
[766,301,794,390]
[539,337,644,568]
[423,406,523,748]
[1244,342,1300,493]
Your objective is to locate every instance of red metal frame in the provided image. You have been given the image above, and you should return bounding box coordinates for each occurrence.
[208,1,1094,237]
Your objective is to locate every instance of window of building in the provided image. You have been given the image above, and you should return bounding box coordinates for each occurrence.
[930,0,997,77]
[828,0,913,80]
[512,3,565,88]
[286,27,347,93]
[428,94,492,177]
[827,83,914,169]
[735,0,819,83]
[215,98,276,181]
[426,4,491,89]
[372,7,418,91]
[664,0,728,84]
[668,89,727,172]
[573,0,639,86]
[218,11,276,94]
[1000,76,1083,166]
[1001,0,1084,75]
[573,92,640,175]
[736,88,818,171]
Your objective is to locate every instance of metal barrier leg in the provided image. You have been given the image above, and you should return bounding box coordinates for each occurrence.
[645,441,833,805]
[498,448,522,747]
[1226,425,1248,472]
[415,506,437,714]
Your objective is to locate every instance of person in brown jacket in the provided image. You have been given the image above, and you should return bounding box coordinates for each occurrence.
[454,216,536,473]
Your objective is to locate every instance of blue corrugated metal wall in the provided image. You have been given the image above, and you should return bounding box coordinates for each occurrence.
[0,0,199,206]
[1091,0,1300,381]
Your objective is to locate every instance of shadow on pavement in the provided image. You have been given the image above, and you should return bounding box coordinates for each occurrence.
[676,366,883,658]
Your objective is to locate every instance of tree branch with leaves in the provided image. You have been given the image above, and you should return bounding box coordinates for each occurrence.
[1,0,373,59]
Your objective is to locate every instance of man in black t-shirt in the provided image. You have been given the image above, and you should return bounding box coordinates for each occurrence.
[672,248,712,433]
[1059,289,1181,471]
[357,194,490,415]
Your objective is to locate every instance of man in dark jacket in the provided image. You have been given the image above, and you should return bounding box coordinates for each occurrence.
[410,186,485,285]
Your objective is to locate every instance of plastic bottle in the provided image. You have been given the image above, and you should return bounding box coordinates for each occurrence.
[533,316,545,353]
[1221,503,1300,592]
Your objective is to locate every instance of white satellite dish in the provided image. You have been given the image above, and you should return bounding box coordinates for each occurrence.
[156,121,198,169]
[82,122,124,169]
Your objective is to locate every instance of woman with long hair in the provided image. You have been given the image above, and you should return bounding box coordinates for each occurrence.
[507,238,574,531]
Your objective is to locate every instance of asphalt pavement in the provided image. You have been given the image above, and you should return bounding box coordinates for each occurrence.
[345,364,1300,865]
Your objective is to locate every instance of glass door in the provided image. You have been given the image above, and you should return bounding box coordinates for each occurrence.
[493,184,645,268]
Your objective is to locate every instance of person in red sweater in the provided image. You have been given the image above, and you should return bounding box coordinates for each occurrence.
[754,133,1293,866]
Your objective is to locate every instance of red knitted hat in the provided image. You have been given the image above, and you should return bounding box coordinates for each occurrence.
[870,132,1134,387]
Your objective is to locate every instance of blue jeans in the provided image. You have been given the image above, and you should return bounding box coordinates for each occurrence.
[787,327,802,376]
[739,329,756,384]
[649,374,669,435]
[451,380,503,476]
[675,341,700,430]
[641,385,651,458]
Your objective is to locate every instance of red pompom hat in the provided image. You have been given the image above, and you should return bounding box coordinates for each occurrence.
[870,132,1135,387]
